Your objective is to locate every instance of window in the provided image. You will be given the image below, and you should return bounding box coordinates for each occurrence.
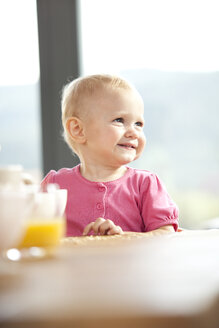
[79,0,219,228]
[0,0,42,180]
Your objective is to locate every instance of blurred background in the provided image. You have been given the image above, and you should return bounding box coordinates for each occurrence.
[0,0,218,229]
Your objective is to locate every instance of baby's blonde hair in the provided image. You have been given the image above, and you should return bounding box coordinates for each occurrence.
[61,74,134,152]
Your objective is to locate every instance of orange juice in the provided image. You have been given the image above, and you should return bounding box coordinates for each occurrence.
[18,218,65,248]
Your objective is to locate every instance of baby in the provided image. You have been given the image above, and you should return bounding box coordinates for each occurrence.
[41,74,179,236]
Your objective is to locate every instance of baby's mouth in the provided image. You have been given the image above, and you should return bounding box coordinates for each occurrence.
[117,143,136,150]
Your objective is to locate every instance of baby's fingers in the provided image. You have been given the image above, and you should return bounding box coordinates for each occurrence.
[82,222,94,236]
[99,219,115,235]
[83,217,105,236]
[92,217,107,235]
[107,225,123,235]
[83,218,123,236]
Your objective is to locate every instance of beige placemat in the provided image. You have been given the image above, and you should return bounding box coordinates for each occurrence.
[60,229,219,247]
[61,232,148,247]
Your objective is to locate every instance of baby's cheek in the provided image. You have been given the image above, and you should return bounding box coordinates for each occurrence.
[138,137,146,155]
[142,134,147,147]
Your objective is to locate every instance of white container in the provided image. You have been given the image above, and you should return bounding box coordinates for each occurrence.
[29,188,68,219]
[0,190,30,250]
[0,165,23,190]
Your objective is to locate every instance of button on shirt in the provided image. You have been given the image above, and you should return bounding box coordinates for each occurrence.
[98,186,105,192]
[41,165,179,236]
[94,184,106,216]
[96,203,103,210]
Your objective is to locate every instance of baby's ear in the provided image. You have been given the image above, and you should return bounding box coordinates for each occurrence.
[66,117,86,144]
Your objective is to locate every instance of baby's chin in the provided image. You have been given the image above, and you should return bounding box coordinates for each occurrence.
[117,156,137,166]
[113,151,142,166]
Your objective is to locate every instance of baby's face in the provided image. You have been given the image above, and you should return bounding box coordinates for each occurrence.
[81,88,146,167]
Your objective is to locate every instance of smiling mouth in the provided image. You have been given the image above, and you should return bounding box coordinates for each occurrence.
[117,144,136,150]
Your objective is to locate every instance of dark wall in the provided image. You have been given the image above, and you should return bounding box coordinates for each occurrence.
[37,0,80,175]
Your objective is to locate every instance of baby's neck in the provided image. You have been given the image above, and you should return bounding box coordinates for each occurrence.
[79,164,127,182]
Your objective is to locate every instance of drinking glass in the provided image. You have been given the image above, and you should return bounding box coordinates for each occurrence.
[5,184,67,261]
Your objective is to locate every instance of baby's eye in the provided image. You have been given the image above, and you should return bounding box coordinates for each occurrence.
[113,118,124,123]
[135,121,144,127]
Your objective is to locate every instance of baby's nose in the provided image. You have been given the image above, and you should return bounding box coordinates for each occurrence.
[125,125,139,138]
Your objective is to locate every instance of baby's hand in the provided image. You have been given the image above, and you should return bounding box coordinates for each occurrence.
[82,218,123,236]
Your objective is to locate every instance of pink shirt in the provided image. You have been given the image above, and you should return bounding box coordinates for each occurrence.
[41,165,179,236]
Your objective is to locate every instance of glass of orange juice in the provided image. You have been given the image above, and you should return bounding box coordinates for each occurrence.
[7,185,67,260]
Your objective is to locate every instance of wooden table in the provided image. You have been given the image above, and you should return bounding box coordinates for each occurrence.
[1,230,219,328]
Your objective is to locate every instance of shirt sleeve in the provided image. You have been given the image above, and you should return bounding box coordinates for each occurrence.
[40,170,56,191]
[141,173,179,232]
